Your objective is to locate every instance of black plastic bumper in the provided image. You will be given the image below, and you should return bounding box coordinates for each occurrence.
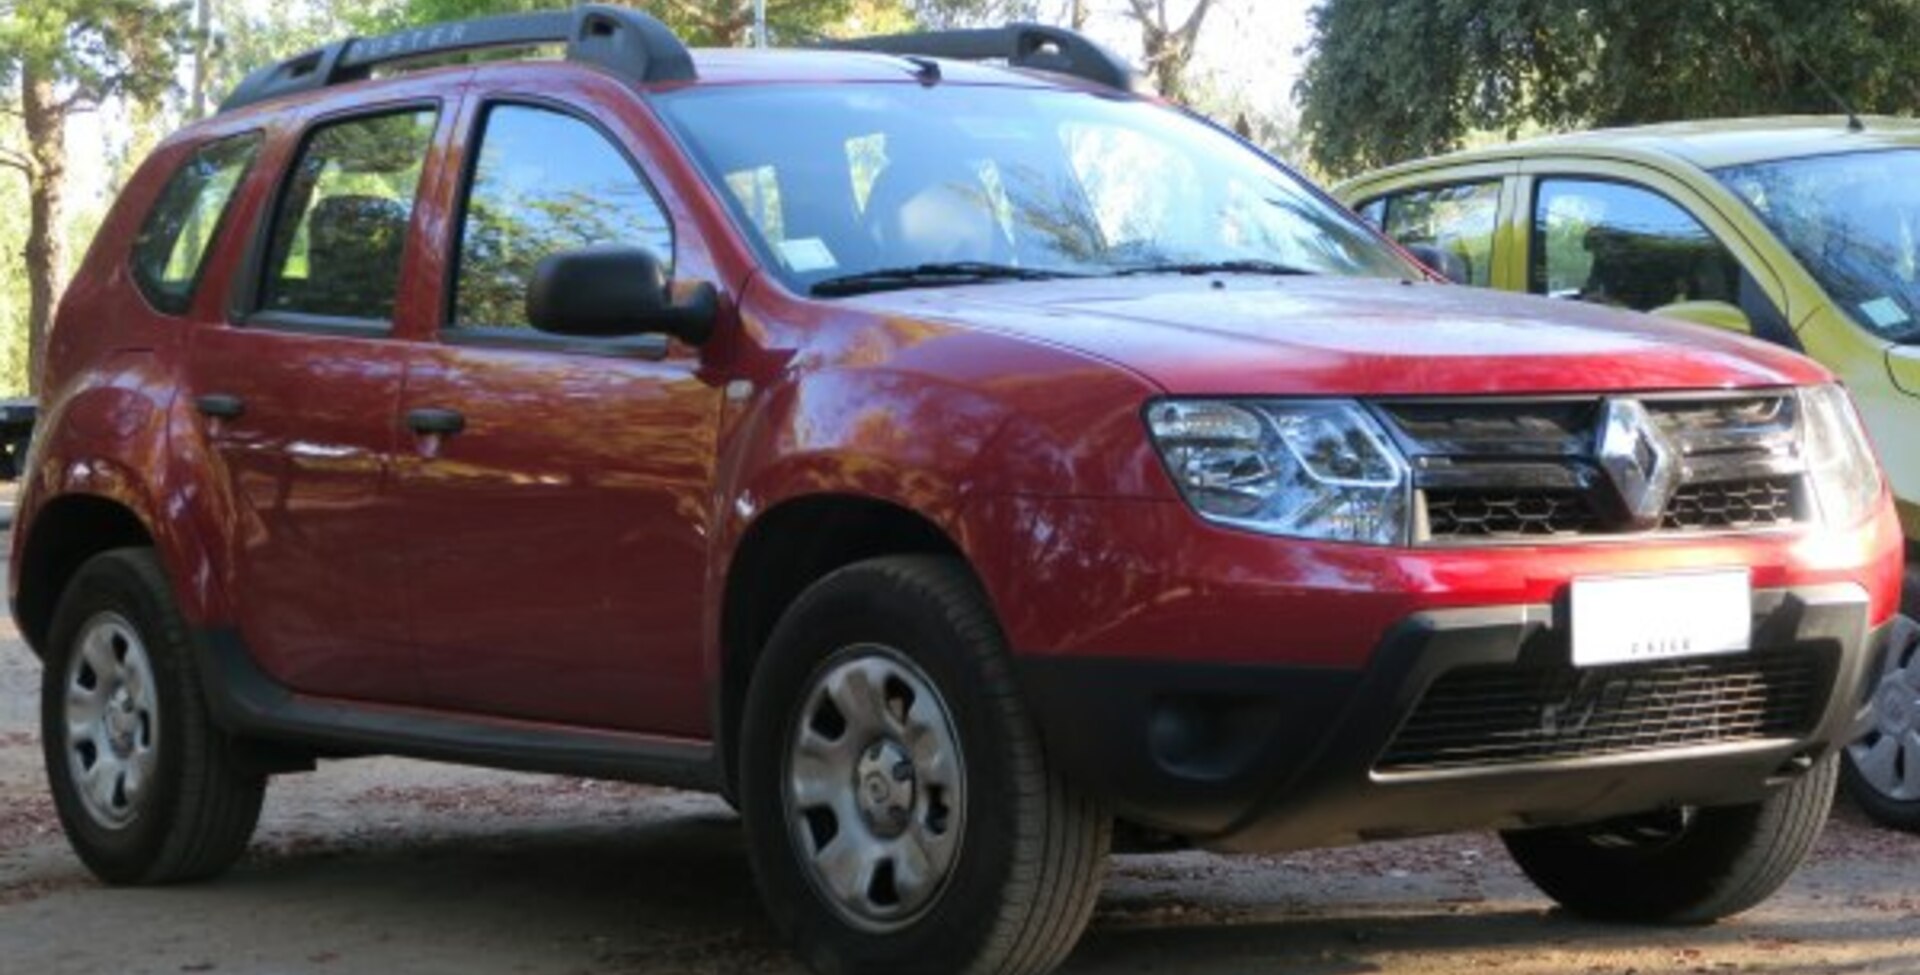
[1016,584,1881,853]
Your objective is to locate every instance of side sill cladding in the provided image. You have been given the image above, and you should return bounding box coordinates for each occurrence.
[195,628,722,790]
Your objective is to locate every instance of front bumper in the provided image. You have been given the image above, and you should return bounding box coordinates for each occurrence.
[1018,583,1883,853]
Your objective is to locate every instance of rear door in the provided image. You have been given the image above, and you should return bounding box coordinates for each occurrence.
[391,76,725,735]
[184,94,455,703]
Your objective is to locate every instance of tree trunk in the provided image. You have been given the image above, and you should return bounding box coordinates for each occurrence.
[1070,0,1087,30]
[189,0,214,119]
[21,69,66,400]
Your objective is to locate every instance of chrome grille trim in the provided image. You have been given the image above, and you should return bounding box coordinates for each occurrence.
[1369,392,1812,544]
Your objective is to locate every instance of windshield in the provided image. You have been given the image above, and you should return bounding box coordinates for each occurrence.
[655,83,1415,294]
[1716,149,1920,343]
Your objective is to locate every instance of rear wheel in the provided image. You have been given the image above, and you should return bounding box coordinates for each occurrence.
[1502,754,1837,924]
[42,549,266,884]
[740,556,1110,975]
[1842,614,1920,831]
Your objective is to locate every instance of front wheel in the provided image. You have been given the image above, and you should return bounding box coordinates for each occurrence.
[1502,754,1837,924]
[1841,614,1920,831]
[42,549,266,884]
[739,556,1110,975]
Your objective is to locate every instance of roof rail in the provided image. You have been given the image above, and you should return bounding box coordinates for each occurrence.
[827,23,1138,92]
[219,4,695,114]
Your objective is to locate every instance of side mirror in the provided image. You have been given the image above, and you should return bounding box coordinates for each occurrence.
[526,246,715,344]
[1652,300,1751,334]
[1401,243,1470,285]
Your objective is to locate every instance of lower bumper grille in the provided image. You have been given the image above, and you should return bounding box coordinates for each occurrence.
[1377,652,1829,773]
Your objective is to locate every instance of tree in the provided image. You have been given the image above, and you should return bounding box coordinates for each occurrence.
[1121,0,1215,101]
[0,0,187,395]
[381,0,874,45]
[1298,0,1920,178]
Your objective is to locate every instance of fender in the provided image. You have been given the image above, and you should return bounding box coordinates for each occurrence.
[13,351,233,632]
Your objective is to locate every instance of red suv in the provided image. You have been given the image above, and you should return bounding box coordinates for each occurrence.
[14,9,1910,975]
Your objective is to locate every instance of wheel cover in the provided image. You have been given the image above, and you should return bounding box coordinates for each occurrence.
[62,612,161,829]
[783,644,966,932]
[1849,620,1920,802]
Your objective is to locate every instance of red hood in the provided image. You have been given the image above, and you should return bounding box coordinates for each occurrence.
[843,275,1829,396]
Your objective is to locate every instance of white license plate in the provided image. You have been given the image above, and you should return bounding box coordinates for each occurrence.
[1569,571,1751,668]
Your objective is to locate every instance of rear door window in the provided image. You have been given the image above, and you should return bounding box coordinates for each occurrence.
[259,109,437,322]
[1376,181,1502,286]
[1532,178,1743,312]
[130,132,261,314]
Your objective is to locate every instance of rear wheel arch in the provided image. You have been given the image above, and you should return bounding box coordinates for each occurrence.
[16,494,159,656]
[717,494,973,795]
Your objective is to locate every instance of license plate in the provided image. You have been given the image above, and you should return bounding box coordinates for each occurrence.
[1569,570,1751,668]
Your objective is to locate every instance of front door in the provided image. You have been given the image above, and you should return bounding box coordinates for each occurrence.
[393,97,723,735]
[186,106,445,702]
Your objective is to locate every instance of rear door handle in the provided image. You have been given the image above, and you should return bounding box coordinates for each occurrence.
[196,393,244,419]
[405,407,466,436]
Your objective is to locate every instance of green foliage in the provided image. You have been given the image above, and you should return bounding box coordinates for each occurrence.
[372,0,875,46]
[1298,0,1920,178]
[0,0,188,108]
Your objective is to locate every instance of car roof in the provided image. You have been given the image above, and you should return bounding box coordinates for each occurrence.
[1345,115,1920,189]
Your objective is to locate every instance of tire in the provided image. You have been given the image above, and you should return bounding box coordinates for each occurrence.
[1841,614,1920,832]
[739,555,1110,975]
[1903,554,1918,617]
[41,548,266,885]
[1501,754,1838,924]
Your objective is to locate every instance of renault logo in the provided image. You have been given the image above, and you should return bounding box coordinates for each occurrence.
[1595,399,1678,529]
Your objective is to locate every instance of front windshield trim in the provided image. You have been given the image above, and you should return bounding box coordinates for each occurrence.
[653,81,1419,299]
[1712,146,1920,344]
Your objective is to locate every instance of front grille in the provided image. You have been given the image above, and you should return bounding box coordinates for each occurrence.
[1374,393,1810,544]
[1662,477,1801,531]
[1376,652,1828,773]
[1425,489,1598,538]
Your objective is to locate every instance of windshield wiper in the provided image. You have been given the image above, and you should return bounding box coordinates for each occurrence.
[810,262,1082,297]
[1108,259,1314,278]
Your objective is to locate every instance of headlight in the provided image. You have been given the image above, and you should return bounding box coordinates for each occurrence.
[1146,399,1411,544]
[1800,383,1883,528]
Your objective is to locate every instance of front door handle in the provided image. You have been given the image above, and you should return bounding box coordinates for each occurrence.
[196,393,245,419]
[405,407,466,436]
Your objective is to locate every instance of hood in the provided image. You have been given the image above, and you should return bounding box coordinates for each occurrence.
[843,275,1829,396]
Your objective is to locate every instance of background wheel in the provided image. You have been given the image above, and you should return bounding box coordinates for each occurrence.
[740,555,1110,975]
[1501,754,1837,924]
[42,548,266,885]
[1842,614,1920,831]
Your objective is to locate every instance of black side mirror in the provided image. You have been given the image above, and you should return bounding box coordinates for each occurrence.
[1401,243,1471,285]
[526,246,715,344]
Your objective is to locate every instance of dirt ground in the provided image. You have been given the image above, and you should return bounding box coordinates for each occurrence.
[2,555,1917,975]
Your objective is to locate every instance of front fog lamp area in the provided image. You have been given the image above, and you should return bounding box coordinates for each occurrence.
[1146,400,1412,545]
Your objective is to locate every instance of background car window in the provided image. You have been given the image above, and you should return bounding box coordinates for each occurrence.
[453,104,673,330]
[1354,198,1386,228]
[1378,181,1501,286]
[130,133,260,315]
[1718,149,1920,343]
[1532,178,1742,312]
[260,110,436,321]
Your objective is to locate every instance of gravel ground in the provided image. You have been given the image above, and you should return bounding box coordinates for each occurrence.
[1,553,1917,974]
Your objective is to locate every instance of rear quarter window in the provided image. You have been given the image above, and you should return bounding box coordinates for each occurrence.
[129,133,261,315]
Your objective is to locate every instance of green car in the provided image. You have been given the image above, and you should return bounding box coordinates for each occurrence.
[1339,116,1920,831]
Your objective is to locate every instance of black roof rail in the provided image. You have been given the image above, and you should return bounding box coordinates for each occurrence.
[827,22,1138,92]
[219,4,695,114]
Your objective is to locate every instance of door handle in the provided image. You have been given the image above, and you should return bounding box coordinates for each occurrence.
[405,407,466,436]
[196,393,245,419]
